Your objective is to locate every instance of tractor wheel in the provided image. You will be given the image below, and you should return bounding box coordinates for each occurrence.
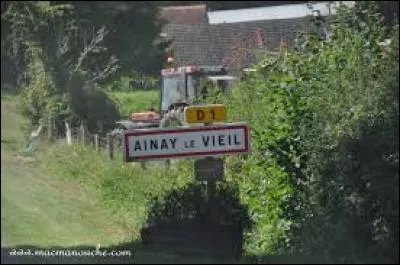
[159,108,185,168]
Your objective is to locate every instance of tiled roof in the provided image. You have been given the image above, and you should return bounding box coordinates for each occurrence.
[160,4,208,25]
[162,17,315,69]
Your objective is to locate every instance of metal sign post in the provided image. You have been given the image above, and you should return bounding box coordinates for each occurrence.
[185,104,229,224]
[123,104,251,223]
[194,157,224,181]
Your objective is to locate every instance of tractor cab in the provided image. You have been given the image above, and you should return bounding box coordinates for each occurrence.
[114,65,236,131]
[160,65,236,115]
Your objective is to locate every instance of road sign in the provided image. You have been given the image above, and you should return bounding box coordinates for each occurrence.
[194,157,224,181]
[123,123,250,162]
[184,104,226,124]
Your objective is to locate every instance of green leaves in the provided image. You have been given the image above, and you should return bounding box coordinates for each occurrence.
[204,2,398,262]
[286,2,399,263]
[3,0,168,134]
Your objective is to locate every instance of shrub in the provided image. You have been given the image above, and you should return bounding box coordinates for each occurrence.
[19,47,71,134]
[204,2,398,263]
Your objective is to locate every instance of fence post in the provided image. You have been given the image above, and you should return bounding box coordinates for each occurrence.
[107,133,114,160]
[94,134,99,152]
[47,116,53,142]
[65,121,72,145]
[80,120,87,144]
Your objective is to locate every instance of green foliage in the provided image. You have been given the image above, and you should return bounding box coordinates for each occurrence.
[71,84,122,134]
[2,0,168,137]
[105,71,159,92]
[62,1,169,77]
[18,46,71,130]
[286,3,399,263]
[44,143,193,234]
[107,91,160,118]
[1,1,68,92]
[5,1,398,263]
[18,47,120,137]
[205,2,398,263]
[217,55,303,256]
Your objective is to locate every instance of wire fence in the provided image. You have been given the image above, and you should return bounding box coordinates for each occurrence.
[27,119,125,161]
[67,125,125,160]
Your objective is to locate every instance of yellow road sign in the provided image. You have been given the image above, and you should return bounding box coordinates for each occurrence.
[184,104,226,124]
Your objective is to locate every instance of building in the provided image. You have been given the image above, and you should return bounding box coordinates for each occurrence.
[159,2,354,72]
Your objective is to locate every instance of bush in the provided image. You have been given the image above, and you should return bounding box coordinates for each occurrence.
[288,3,399,262]
[69,79,121,134]
[204,2,398,263]
[19,47,71,135]
[218,55,305,256]
[19,48,121,138]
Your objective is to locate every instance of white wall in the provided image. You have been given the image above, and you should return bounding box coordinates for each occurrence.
[207,1,356,24]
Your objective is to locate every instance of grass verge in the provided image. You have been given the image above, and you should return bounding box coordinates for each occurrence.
[107,90,160,118]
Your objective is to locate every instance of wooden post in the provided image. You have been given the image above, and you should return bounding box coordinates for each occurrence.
[165,159,171,170]
[107,133,114,160]
[94,134,99,152]
[206,171,218,224]
[47,116,53,142]
[65,121,72,145]
[202,122,222,224]
[80,120,86,144]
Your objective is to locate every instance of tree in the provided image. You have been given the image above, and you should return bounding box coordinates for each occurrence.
[2,1,168,135]
[61,1,169,78]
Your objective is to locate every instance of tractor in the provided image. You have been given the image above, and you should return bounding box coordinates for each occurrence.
[114,65,236,132]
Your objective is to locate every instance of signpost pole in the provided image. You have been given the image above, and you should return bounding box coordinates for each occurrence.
[124,104,250,257]
[123,104,251,228]
[202,122,220,224]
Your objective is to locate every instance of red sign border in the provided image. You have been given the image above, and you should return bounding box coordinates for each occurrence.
[124,124,250,162]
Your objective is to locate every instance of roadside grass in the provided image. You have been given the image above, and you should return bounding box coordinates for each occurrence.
[106,90,160,118]
[1,92,206,263]
[1,152,132,247]
[0,93,220,263]
[41,142,194,234]
[1,95,28,153]
[1,92,233,263]
[1,94,135,249]
[1,93,323,264]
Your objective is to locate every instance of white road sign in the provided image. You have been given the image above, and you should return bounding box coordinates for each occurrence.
[123,123,250,161]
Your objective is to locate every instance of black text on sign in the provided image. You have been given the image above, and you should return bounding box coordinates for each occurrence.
[184,105,226,123]
[124,123,250,161]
